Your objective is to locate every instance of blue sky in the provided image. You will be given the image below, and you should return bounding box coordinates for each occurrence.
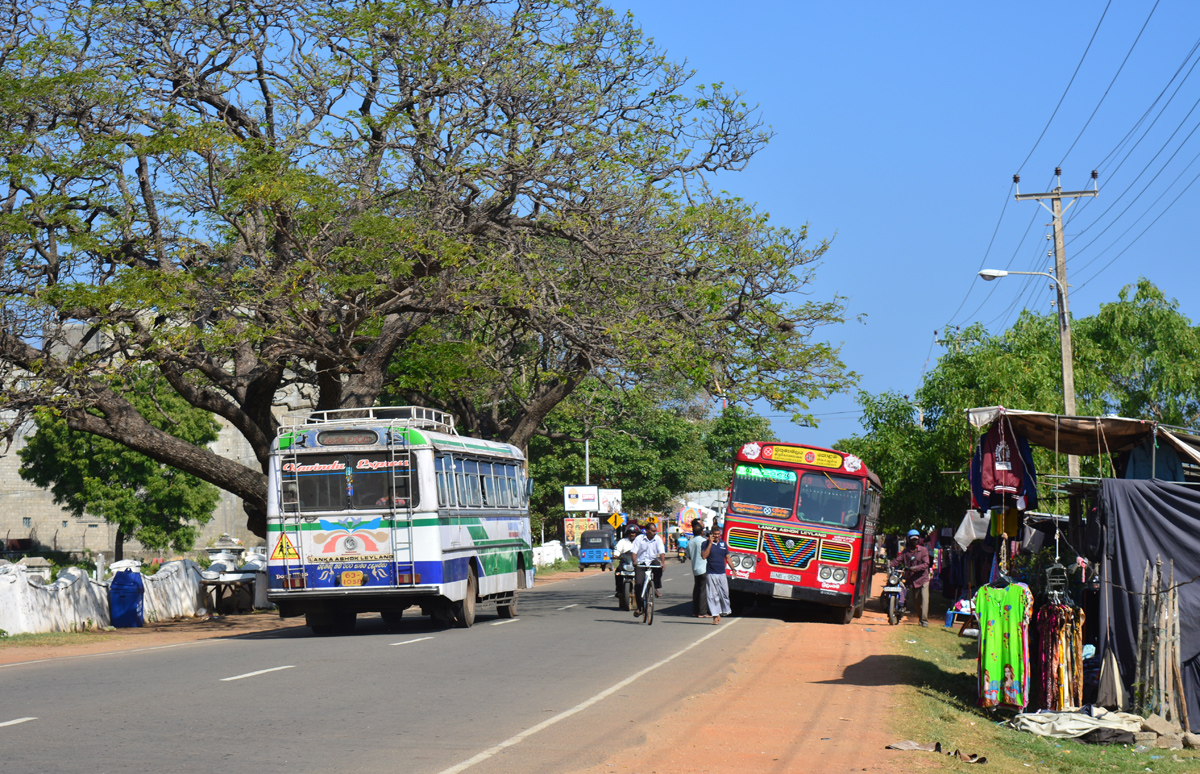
[620,0,1200,447]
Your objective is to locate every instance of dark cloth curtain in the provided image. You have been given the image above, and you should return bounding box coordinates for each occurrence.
[1099,478,1200,731]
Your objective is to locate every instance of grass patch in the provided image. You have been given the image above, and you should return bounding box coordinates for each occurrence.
[0,630,116,649]
[539,556,581,573]
[893,618,1200,772]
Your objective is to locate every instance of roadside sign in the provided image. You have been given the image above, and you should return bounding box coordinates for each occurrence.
[563,485,599,512]
[270,533,299,560]
[606,513,624,530]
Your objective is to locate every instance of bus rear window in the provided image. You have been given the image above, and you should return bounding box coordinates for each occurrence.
[282,453,417,511]
[729,464,798,519]
[796,473,863,528]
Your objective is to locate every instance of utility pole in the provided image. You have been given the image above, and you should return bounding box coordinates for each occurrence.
[1014,168,1098,478]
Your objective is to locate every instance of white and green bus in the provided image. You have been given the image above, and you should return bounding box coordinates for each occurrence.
[266,407,534,634]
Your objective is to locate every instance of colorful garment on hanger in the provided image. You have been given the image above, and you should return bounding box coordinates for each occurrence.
[969,422,1039,511]
[989,508,1020,538]
[975,582,1034,710]
[1035,605,1085,711]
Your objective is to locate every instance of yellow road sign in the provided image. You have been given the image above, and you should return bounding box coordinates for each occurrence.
[270,533,299,560]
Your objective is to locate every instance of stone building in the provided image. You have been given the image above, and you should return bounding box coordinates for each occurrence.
[0,415,266,559]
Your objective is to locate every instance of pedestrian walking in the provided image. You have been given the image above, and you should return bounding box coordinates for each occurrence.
[702,526,733,624]
[685,518,709,617]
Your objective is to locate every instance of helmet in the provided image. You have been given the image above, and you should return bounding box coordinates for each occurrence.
[906,529,920,538]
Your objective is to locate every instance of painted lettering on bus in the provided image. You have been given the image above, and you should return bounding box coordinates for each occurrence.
[283,460,346,473]
[354,458,410,471]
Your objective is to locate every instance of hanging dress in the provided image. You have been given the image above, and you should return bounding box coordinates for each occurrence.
[975,582,1034,710]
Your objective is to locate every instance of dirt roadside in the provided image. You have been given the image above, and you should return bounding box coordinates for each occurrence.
[571,595,917,774]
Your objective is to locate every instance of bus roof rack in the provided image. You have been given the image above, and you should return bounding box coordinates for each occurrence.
[280,406,458,435]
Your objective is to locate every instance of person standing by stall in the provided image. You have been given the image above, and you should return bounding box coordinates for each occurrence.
[686,518,709,617]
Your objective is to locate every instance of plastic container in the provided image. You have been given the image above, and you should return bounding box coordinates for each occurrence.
[110,569,145,628]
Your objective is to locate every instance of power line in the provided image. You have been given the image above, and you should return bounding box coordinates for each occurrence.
[943,182,1013,327]
[1060,0,1161,167]
[1074,147,1200,289]
[1017,0,1113,174]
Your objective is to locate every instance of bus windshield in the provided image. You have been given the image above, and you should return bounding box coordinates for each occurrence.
[796,472,863,529]
[282,453,416,511]
[730,464,798,519]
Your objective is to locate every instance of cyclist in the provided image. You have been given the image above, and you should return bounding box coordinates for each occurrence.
[632,521,666,616]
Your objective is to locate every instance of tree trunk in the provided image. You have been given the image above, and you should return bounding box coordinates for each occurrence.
[114,526,125,563]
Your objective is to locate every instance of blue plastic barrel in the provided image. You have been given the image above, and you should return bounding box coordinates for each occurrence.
[110,569,145,628]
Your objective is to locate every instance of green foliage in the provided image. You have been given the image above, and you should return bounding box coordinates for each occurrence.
[837,280,1200,532]
[527,386,773,538]
[18,372,221,555]
[0,0,854,539]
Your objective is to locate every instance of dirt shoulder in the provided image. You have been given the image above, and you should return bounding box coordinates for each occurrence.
[572,590,913,774]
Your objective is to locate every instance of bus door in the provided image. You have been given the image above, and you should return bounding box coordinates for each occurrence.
[276,451,308,589]
[388,441,417,585]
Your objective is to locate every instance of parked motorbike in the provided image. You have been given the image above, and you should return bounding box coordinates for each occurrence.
[881,566,906,626]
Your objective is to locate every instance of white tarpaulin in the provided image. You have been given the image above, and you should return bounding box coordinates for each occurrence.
[0,559,209,635]
[0,565,110,635]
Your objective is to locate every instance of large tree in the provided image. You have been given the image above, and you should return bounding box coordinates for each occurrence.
[837,279,1200,531]
[0,0,852,537]
[17,373,221,560]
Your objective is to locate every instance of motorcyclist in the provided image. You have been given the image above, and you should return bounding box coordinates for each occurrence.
[613,527,637,597]
[891,528,931,627]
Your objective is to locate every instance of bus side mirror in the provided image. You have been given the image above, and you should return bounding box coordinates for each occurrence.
[525,478,535,500]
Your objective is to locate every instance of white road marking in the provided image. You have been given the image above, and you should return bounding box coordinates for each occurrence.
[220,665,295,682]
[435,619,741,774]
[556,604,577,610]
[0,717,36,728]
[390,637,435,646]
[490,619,519,626]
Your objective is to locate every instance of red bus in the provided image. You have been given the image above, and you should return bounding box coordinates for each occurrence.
[722,441,881,624]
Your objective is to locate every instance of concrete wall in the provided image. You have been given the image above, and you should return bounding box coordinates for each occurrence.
[0,416,266,558]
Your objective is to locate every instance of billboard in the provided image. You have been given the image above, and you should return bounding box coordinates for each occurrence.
[564,516,599,543]
[597,488,623,515]
[563,485,599,512]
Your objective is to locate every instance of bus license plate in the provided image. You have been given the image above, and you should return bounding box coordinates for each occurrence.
[772,583,794,599]
[340,571,364,587]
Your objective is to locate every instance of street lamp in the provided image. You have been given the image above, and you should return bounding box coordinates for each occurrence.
[978,268,1079,476]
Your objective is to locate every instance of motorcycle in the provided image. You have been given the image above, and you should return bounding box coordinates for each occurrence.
[881,566,906,626]
[615,551,637,611]
[677,533,690,563]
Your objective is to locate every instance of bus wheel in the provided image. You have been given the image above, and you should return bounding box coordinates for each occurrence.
[306,611,334,635]
[853,599,865,619]
[730,591,750,617]
[836,606,854,625]
[333,611,357,634]
[497,592,518,619]
[454,566,477,628]
[381,610,404,627]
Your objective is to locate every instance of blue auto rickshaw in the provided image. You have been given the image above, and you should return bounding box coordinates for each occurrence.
[578,529,613,571]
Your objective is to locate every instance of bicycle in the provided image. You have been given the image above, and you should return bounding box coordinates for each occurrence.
[635,562,661,625]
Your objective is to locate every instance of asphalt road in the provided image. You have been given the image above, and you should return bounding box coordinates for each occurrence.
[0,561,771,774]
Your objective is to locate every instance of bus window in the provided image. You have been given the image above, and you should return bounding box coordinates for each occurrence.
[436,472,448,507]
[455,472,467,507]
[495,468,511,507]
[796,473,863,528]
[349,453,415,509]
[289,454,348,512]
[730,464,798,519]
[281,480,299,512]
[479,463,494,506]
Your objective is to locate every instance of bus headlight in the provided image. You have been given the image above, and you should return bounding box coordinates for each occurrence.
[832,568,847,583]
[728,555,742,569]
[819,566,832,580]
[734,554,755,571]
